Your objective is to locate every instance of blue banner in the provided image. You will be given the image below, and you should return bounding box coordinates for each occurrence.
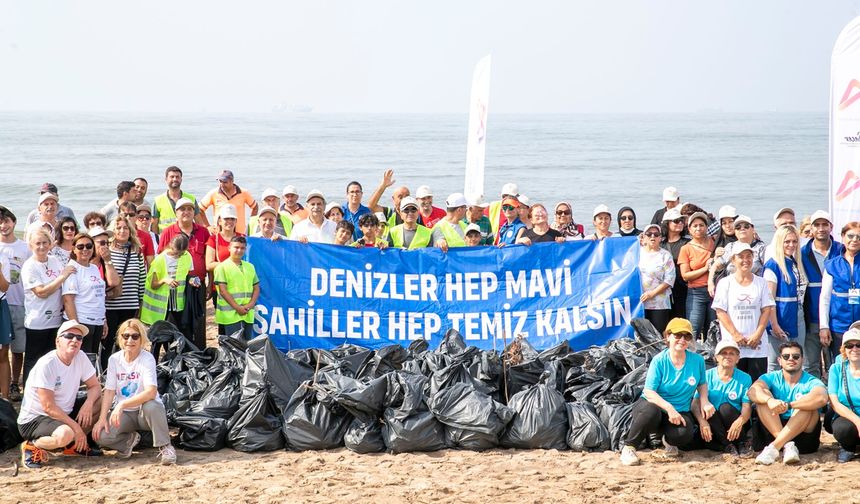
[246,237,644,352]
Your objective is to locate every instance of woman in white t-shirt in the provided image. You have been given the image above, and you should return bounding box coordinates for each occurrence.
[712,243,776,382]
[638,223,676,333]
[20,229,76,384]
[92,318,176,464]
[62,230,118,357]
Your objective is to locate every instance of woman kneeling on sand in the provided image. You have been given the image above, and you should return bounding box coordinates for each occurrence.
[620,318,714,466]
[92,318,176,465]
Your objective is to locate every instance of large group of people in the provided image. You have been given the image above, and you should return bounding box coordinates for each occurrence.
[1,166,859,469]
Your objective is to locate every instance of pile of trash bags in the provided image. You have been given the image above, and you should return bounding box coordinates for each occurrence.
[151,317,710,454]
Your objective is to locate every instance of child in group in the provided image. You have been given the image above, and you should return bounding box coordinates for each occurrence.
[213,236,259,339]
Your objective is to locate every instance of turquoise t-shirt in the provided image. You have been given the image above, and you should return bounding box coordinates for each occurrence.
[828,358,860,417]
[642,349,706,412]
[695,367,752,411]
[759,370,826,420]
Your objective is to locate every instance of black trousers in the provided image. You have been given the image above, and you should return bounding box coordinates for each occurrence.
[645,309,671,335]
[81,323,104,359]
[703,403,750,450]
[104,308,137,371]
[23,327,60,387]
[832,416,860,452]
[737,357,767,384]
[625,398,696,448]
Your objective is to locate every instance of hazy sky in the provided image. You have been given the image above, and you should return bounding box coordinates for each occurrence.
[2,1,859,113]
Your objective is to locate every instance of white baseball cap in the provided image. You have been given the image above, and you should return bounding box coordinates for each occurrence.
[731,242,753,257]
[718,205,737,220]
[324,202,340,215]
[772,207,795,227]
[517,194,530,207]
[219,204,238,220]
[38,192,58,205]
[415,185,433,199]
[261,187,279,200]
[843,328,860,344]
[714,339,740,355]
[593,204,611,219]
[501,183,519,197]
[466,195,489,208]
[734,214,754,227]
[810,210,832,225]
[400,196,419,211]
[87,226,113,239]
[445,193,468,208]
[662,208,683,222]
[258,206,278,217]
[57,319,89,337]
[175,197,195,210]
[662,186,680,202]
[464,223,481,235]
[374,211,387,223]
[282,185,299,196]
[306,189,325,203]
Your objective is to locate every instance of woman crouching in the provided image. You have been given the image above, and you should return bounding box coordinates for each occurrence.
[620,318,714,466]
[92,319,176,465]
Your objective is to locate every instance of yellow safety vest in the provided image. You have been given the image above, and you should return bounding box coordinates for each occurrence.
[140,251,192,325]
[488,200,503,235]
[247,214,293,237]
[389,224,432,250]
[214,260,257,325]
[154,192,197,232]
[435,219,466,248]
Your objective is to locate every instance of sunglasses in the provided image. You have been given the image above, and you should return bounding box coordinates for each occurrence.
[644,231,661,238]
[60,332,84,342]
[74,243,94,250]
[670,218,684,224]
[556,210,571,216]
[780,353,802,361]
[402,207,418,214]
[62,225,76,232]
[502,205,517,211]
[844,342,860,350]
[619,215,635,221]
[120,332,140,341]
[734,223,751,230]
[671,332,693,341]
[137,214,152,220]
[846,233,860,242]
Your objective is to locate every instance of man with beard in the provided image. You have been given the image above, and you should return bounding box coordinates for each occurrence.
[151,166,204,234]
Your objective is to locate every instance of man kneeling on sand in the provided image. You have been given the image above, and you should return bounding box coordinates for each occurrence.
[17,320,103,469]
[749,341,828,465]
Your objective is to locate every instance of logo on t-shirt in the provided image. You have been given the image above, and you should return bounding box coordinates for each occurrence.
[686,376,696,386]
[54,375,62,390]
[728,391,738,401]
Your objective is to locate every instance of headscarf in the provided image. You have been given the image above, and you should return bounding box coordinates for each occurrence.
[617,206,642,237]
[553,201,583,239]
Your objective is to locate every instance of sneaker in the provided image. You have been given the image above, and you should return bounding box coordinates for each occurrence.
[755,443,780,465]
[647,433,663,449]
[116,432,141,460]
[21,441,49,469]
[738,440,755,459]
[662,436,680,458]
[9,383,22,402]
[620,445,640,466]
[722,444,740,459]
[62,444,104,457]
[157,444,177,465]
[838,448,855,464]
[782,441,800,465]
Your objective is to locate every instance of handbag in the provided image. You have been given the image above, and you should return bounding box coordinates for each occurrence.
[105,246,132,300]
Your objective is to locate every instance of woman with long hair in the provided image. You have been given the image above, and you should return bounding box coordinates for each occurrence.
[678,212,716,338]
[50,217,78,264]
[638,224,675,333]
[103,215,146,372]
[764,225,808,371]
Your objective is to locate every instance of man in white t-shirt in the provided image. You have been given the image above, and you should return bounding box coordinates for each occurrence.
[0,205,33,401]
[17,320,103,469]
[290,190,337,244]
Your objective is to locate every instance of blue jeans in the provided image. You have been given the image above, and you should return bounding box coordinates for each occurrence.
[685,286,715,339]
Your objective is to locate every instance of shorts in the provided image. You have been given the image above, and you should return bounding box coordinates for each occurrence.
[18,395,86,440]
[9,304,25,353]
[0,299,12,346]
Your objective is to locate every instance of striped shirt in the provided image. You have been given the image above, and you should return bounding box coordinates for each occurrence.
[105,246,146,311]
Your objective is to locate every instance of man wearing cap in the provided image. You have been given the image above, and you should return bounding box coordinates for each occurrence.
[749,341,828,465]
[341,181,371,241]
[0,206,31,402]
[158,197,210,348]
[17,320,103,469]
[98,181,136,222]
[691,339,754,457]
[800,210,841,378]
[432,194,469,252]
[388,197,431,250]
[199,169,258,233]
[650,186,681,225]
[764,207,797,263]
[250,206,287,241]
[280,185,308,224]
[464,224,484,247]
[496,197,526,246]
[25,183,76,227]
[484,182,519,237]
[414,185,446,230]
[462,195,493,245]
[367,169,410,228]
[292,190,337,244]
[152,166,205,234]
[249,188,292,237]
[24,192,60,244]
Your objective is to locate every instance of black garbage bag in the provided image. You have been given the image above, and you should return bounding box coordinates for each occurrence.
[565,402,610,452]
[381,372,447,453]
[608,363,648,403]
[467,351,502,396]
[265,340,315,411]
[606,337,646,373]
[282,383,352,451]
[227,386,285,452]
[149,320,197,360]
[500,375,568,450]
[241,335,269,405]
[319,373,388,418]
[565,371,613,404]
[167,369,211,415]
[437,329,467,355]
[428,382,514,450]
[357,344,409,379]
[175,413,228,451]
[407,339,429,357]
[190,367,242,419]
[506,359,546,399]
[209,333,247,376]
[0,398,23,453]
[597,399,634,451]
[343,416,385,454]
[631,318,663,358]
[330,344,374,378]
[429,362,492,397]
